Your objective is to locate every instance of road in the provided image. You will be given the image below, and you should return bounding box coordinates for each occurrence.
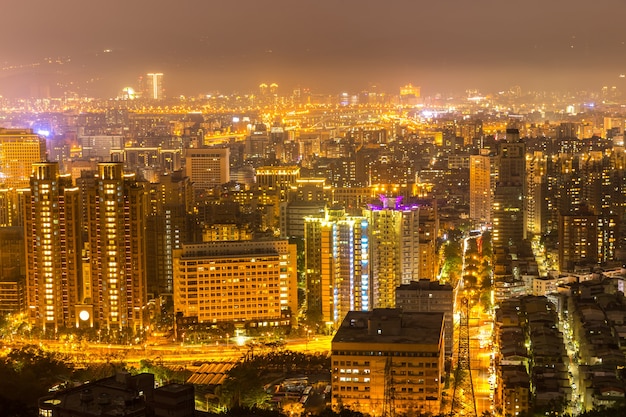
[12,335,334,367]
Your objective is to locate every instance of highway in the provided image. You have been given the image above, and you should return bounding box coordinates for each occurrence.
[14,335,334,367]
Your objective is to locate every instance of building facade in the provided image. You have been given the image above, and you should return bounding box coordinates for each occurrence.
[85,162,148,333]
[331,309,444,417]
[24,162,82,332]
[396,279,455,358]
[173,239,298,328]
[365,196,420,309]
[304,207,369,328]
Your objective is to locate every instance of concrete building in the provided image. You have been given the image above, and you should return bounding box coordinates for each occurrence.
[85,162,148,333]
[0,128,47,190]
[173,239,298,329]
[492,129,526,249]
[304,207,369,328]
[184,147,230,192]
[331,309,444,417]
[0,226,25,315]
[24,162,82,332]
[469,152,492,225]
[365,196,421,308]
[396,280,454,357]
[39,372,196,417]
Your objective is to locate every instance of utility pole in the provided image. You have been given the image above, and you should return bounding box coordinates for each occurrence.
[451,297,477,417]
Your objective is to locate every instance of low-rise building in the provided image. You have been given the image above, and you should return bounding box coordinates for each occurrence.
[331,309,444,417]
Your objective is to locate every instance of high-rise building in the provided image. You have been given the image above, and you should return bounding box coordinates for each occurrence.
[304,207,369,328]
[525,151,546,236]
[0,128,47,226]
[145,73,164,100]
[24,162,82,333]
[0,128,47,189]
[331,309,444,416]
[86,162,148,333]
[558,211,598,271]
[492,129,526,249]
[146,171,193,297]
[365,196,420,309]
[469,152,492,225]
[173,239,298,328]
[184,147,230,192]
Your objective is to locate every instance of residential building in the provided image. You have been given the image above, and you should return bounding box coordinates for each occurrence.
[85,162,148,333]
[24,162,82,332]
[304,207,369,328]
[365,196,420,308]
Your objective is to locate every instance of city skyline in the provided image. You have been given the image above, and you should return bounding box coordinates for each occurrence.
[2,0,626,98]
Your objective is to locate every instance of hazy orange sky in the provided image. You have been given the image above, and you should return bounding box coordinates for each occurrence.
[1,0,626,97]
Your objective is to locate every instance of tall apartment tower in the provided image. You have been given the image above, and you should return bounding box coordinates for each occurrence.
[526,151,546,236]
[365,196,420,309]
[86,163,148,333]
[24,162,82,333]
[146,171,193,297]
[145,73,164,100]
[492,129,526,249]
[558,211,598,271]
[469,152,492,225]
[304,207,369,328]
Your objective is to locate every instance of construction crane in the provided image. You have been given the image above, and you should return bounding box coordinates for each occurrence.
[451,297,477,417]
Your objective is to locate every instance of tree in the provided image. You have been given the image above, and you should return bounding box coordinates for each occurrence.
[0,345,74,416]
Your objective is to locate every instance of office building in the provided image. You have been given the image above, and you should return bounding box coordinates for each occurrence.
[0,128,47,190]
[396,279,455,357]
[24,162,82,332]
[184,147,230,192]
[146,72,164,100]
[331,309,444,416]
[85,162,148,333]
[173,239,298,328]
[304,207,369,328]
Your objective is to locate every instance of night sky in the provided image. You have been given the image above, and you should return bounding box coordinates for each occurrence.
[2,0,626,97]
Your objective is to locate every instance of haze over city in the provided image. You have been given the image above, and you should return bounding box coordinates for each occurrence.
[2,0,626,97]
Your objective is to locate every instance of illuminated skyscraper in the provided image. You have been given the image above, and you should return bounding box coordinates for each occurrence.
[365,196,420,309]
[24,162,82,333]
[145,73,164,100]
[492,129,526,249]
[0,128,47,226]
[0,128,47,189]
[469,152,492,225]
[304,207,369,327]
[86,162,148,333]
[525,151,546,236]
[146,171,193,297]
